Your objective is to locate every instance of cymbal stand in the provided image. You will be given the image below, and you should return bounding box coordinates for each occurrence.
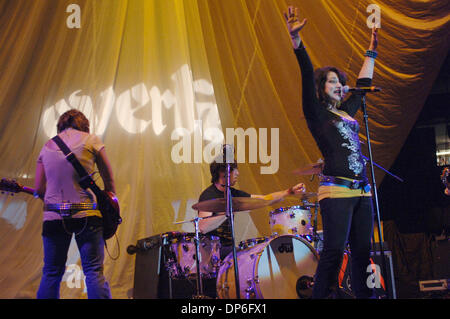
[193,217,204,297]
[312,200,320,249]
[174,217,209,299]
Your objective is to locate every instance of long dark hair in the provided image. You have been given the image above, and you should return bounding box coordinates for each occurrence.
[57,109,90,133]
[314,66,347,106]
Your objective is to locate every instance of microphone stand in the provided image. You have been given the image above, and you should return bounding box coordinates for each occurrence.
[224,145,241,299]
[361,95,389,297]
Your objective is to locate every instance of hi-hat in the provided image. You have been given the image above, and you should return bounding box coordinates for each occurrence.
[192,197,270,213]
[292,162,323,175]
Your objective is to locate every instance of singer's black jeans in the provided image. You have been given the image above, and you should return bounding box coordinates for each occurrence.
[312,196,374,299]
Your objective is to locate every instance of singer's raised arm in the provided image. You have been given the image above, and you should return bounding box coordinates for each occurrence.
[284,7,328,124]
[340,27,378,117]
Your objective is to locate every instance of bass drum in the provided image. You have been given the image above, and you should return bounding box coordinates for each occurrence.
[216,235,319,299]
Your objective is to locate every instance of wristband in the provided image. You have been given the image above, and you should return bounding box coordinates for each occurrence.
[364,50,378,59]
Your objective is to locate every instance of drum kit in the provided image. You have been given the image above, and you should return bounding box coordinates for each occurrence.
[159,93,397,299]
[164,162,328,300]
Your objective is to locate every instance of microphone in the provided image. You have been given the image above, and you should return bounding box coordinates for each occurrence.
[222,144,234,164]
[342,86,381,94]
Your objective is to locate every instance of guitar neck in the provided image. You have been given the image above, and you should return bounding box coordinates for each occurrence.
[0,178,41,198]
[21,186,36,196]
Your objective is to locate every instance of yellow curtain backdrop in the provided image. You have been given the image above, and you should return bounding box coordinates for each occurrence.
[0,0,448,298]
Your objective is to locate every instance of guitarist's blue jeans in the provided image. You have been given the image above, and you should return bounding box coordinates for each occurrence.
[37,217,112,299]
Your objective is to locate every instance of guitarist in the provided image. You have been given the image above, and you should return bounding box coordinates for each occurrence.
[34,109,115,299]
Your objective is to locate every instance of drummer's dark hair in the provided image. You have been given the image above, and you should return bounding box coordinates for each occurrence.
[210,159,238,184]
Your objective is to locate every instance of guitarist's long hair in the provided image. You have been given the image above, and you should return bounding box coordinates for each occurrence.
[57,109,90,134]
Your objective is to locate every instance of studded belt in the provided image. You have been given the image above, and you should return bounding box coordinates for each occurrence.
[44,203,97,218]
[319,175,371,192]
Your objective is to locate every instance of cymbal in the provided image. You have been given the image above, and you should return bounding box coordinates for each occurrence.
[173,215,216,225]
[292,162,323,176]
[192,197,270,213]
[286,192,318,201]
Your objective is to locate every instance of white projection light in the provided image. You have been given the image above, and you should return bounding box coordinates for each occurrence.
[42,64,222,138]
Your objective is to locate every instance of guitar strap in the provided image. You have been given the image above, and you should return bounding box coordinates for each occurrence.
[51,135,97,191]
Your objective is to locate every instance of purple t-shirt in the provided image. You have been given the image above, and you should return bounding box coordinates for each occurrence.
[37,128,104,221]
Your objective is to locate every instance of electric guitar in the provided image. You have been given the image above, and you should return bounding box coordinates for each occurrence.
[0,178,121,240]
[0,178,35,197]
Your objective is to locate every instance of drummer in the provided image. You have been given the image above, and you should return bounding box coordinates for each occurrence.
[198,157,306,260]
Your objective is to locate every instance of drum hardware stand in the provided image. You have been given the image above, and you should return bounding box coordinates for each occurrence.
[311,200,320,249]
[173,217,211,299]
[223,144,241,299]
[192,217,206,298]
[162,239,174,299]
[304,160,322,248]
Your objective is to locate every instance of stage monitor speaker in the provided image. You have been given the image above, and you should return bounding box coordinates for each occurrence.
[131,234,165,299]
[130,234,201,299]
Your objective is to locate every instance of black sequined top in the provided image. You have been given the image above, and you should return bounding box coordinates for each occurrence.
[294,45,371,180]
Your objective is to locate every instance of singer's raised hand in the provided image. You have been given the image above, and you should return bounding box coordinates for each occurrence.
[369,26,378,51]
[284,6,307,49]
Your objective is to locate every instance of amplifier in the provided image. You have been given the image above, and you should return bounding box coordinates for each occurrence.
[370,250,397,299]
[130,234,167,299]
[129,234,215,299]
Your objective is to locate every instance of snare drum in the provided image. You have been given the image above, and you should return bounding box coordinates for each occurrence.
[216,235,319,299]
[269,205,312,236]
[162,232,221,279]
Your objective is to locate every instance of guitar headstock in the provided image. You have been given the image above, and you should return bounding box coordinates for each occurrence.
[0,178,23,194]
[441,167,449,186]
